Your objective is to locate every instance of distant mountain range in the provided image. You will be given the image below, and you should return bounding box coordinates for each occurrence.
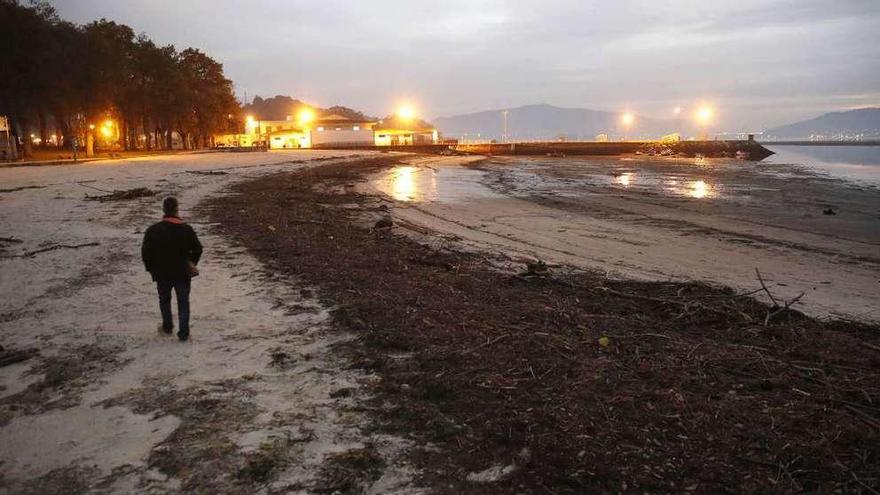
[433,104,683,141]
[762,108,880,140]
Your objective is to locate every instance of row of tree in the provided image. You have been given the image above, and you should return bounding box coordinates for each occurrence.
[0,1,241,157]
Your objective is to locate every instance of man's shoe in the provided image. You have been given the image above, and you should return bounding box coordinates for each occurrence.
[178,333,189,342]
[158,323,174,336]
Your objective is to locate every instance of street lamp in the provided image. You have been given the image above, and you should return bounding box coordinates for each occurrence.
[398,105,415,121]
[297,108,315,126]
[695,106,713,140]
[621,112,635,141]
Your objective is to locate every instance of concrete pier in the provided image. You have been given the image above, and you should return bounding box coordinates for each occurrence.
[456,140,774,161]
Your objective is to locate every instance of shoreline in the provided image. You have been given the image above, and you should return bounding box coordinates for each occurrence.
[364,154,879,322]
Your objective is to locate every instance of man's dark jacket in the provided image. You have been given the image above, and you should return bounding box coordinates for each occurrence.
[142,216,203,281]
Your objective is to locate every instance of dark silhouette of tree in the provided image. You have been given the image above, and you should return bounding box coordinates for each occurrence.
[0,0,241,156]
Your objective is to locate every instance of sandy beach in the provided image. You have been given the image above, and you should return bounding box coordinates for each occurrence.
[0,151,420,493]
[367,154,880,322]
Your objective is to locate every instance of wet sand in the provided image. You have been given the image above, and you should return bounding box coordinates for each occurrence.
[367,155,880,321]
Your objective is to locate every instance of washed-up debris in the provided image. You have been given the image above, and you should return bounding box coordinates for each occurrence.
[187,170,228,176]
[0,185,45,194]
[314,446,385,493]
[84,187,155,202]
[0,347,38,367]
[21,242,100,258]
[374,216,393,229]
[520,259,549,278]
[410,253,456,271]
[2,241,100,259]
[269,349,296,369]
[823,208,837,215]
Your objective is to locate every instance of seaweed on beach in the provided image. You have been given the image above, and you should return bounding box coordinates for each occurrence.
[83,187,155,202]
[207,157,880,494]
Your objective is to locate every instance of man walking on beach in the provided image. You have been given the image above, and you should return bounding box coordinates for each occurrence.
[141,197,203,341]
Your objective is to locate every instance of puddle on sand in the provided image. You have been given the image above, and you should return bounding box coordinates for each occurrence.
[600,171,720,199]
[373,166,499,203]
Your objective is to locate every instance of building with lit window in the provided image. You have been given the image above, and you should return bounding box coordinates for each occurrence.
[215,109,438,149]
[308,114,376,148]
[373,115,438,146]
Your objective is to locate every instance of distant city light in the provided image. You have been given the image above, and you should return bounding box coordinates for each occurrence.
[398,105,416,120]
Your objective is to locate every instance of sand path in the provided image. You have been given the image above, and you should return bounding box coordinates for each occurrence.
[0,151,418,494]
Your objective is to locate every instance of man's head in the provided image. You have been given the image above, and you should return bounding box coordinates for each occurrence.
[163,197,179,217]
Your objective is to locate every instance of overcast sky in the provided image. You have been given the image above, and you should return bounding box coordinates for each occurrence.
[54,0,880,130]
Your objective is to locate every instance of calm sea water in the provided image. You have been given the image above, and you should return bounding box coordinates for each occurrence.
[764,145,880,185]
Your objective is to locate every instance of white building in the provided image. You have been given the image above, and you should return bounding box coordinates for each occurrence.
[265,114,377,149]
[372,115,438,146]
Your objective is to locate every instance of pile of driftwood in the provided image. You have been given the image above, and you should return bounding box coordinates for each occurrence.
[84,187,155,202]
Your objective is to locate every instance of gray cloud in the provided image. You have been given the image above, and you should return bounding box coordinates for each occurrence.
[53,0,880,130]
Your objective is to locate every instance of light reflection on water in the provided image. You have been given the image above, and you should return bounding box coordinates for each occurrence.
[389,166,435,202]
[375,165,499,203]
[611,172,716,199]
[690,180,712,198]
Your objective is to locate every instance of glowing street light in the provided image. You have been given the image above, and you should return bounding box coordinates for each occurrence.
[621,112,635,140]
[397,105,416,120]
[696,106,713,125]
[695,106,714,140]
[296,108,315,126]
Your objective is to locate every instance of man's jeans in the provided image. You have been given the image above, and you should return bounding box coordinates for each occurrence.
[157,278,191,338]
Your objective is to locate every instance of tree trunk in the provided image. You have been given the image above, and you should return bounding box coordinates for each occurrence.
[143,117,151,151]
[38,110,48,149]
[120,119,129,151]
[55,113,73,150]
[17,117,33,158]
